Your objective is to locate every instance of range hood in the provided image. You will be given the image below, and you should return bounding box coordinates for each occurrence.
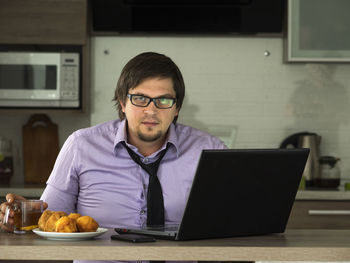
[91,0,286,35]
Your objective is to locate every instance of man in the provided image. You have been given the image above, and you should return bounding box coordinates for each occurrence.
[0,52,226,262]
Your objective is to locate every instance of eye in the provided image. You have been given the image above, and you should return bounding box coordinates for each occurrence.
[158,98,171,105]
[133,95,147,103]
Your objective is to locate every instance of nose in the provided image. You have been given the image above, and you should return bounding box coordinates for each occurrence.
[143,100,158,114]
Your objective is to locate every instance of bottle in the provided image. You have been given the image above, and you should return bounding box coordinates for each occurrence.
[0,137,13,185]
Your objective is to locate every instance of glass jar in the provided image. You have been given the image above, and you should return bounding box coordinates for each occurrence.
[315,156,340,189]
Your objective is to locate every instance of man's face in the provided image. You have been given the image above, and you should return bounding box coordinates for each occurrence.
[120,77,178,144]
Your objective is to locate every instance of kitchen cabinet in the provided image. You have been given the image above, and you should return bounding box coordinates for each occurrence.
[286,0,350,62]
[287,200,350,229]
[0,0,87,45]
[0,0,90,113]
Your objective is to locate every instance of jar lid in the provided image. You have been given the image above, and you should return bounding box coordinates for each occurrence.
[319,156,340,167]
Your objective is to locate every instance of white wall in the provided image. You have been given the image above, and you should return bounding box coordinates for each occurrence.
[91,36,350,183]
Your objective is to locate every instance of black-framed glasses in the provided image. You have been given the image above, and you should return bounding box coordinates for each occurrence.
[127,94,177,109]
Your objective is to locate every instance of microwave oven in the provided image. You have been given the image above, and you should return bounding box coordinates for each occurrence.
[0,52,80,108]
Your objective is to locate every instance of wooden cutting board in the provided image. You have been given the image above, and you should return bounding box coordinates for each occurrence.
[22,114,59,184]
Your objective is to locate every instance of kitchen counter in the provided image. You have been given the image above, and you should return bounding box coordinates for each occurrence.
[296,189,350,200]
[1,229,350,261]
[0,184,45,198]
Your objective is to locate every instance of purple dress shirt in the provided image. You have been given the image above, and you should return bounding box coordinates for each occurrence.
[41,119,227,263]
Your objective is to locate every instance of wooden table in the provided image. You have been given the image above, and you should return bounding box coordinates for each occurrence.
[1,229,350,261]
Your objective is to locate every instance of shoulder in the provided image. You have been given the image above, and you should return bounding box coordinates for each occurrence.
[173,123,227,149]
[58,119,122,160]
[64,119,121,149]
[71,119,120,140]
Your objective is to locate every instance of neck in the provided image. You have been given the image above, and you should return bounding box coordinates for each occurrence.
[138,140,165,157]
[127,133,167,157]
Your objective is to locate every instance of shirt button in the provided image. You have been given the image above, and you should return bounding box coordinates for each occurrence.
[140,210,146,215]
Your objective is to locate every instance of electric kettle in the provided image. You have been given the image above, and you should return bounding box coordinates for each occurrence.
[280,132,321,188]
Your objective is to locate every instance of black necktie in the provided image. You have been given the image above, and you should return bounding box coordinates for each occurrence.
[122,141,168,226]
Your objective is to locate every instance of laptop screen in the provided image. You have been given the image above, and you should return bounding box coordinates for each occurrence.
[176,148,309,240]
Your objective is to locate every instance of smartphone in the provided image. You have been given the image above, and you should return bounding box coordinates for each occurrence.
[111,234,156,243]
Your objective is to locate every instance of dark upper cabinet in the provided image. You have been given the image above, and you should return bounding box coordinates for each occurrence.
[0,0,88,45]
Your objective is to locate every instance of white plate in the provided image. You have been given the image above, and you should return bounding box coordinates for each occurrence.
[32,227,108,241]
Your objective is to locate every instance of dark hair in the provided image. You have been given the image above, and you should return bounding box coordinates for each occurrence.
[113,52,185,123]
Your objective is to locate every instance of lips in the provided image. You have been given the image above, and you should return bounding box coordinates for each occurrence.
[141,120,159,127]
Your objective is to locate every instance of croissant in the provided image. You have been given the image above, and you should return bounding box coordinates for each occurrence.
[43,211,67,232]
[55,216,78,233]
[37,211,99,233]
[76,216,99,232]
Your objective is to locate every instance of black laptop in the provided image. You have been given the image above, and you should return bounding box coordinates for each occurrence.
[115,148,309,241]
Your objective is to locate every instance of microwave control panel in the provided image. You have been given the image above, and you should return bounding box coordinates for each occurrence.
[60,53,79,100]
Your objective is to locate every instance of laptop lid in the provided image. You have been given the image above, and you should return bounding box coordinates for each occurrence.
[175,148,309,240]
[116,148,309,241]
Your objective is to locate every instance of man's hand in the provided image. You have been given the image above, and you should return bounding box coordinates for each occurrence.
[0,193,48,232]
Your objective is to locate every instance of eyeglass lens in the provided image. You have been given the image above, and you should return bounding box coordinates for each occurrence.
[129,95,175,109]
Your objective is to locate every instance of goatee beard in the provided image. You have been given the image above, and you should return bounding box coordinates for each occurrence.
[137,129,163,142]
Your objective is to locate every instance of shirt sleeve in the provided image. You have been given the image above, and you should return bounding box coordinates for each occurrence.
[206,133,229,150]
[41,184,77,213]
[40,133,79,213]
[215,138,229,149]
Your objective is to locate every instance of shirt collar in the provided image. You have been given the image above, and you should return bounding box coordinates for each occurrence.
[167,122,179,157]
[114,119,128,147]
[114,119,179,158]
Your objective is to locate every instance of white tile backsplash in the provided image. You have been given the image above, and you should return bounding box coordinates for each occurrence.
[91,36,350,182]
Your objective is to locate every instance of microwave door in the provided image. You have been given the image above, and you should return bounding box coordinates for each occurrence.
[0,52,60,105]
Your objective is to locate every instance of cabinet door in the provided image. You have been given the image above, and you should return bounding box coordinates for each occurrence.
[287,200,350,229]
[287,0,350,62]
[0,0,87,45]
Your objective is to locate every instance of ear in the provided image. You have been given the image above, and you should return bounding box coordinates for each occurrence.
[119,99,126,113]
